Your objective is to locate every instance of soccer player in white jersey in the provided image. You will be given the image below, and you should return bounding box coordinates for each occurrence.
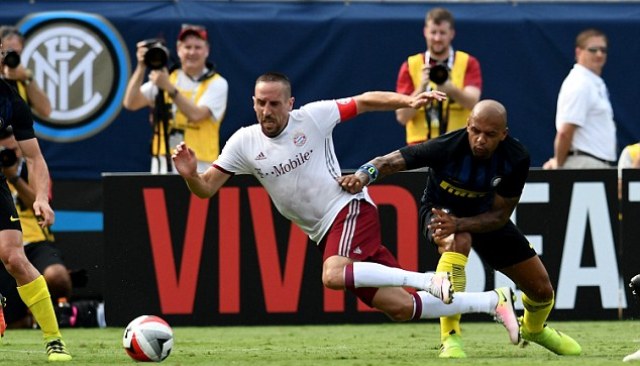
[172,72,519,344]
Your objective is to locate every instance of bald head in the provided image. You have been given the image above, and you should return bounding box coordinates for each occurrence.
[470,100,507,130]
[466,100,508,159]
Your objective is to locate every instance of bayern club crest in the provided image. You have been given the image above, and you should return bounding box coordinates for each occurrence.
[293,132,307,147]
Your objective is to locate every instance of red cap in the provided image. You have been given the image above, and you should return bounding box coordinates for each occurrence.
[177,24,207,42]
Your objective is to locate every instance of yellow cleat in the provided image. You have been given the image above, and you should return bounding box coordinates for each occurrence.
[438,333,466,358]
[519,317,581,355]
[46,338,72,362]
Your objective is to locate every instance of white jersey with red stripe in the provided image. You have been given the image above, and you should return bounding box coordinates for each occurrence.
[214,98,374,243]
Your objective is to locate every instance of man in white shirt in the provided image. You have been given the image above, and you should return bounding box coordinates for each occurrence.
[172,72,520,345]
[544,28,616,169]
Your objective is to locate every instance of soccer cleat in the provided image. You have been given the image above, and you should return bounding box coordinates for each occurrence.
[0,292,6,338]
[45,338,72,362]
[624,349,640,362]
[438,333,466,358]
[493,287,520,345]
[519,317,581,355]
[426,272,454,304]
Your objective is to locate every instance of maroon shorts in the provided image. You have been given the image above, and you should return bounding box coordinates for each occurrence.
[318,199,400,268]
[318,199,401,306]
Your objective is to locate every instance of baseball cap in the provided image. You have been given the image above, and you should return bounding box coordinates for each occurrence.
[177,24,208,42]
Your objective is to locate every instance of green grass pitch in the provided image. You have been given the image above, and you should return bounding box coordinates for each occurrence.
[0,321,638,365]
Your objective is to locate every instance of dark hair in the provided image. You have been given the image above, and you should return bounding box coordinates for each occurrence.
[575,28,607,49]
[256,72,291,98]
[0,26,23,43]
[425,7,455,29]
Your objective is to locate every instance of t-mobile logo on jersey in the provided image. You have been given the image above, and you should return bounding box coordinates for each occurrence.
[271,150,313,177]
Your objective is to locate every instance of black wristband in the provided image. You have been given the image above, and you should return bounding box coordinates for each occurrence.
[168,88,179,98]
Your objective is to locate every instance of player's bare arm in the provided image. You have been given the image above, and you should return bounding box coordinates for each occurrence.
[430,194,520,236]
[354,90,446,114]
[172,142,230,198]
[338,151,407,194]
[17,137,54,227]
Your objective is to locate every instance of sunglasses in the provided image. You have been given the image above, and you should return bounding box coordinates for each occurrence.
[586,46,608,54]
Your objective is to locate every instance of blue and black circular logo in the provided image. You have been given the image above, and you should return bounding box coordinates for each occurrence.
[18,11,130,142]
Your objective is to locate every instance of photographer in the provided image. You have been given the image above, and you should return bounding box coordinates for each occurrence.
[0,128,72,329]
[123,24,228,174]
[395,8,481,145]
[0,26,52,118]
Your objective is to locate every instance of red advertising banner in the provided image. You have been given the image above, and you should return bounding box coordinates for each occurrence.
[104,170,631,326]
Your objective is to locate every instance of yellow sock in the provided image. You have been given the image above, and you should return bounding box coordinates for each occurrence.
[17,275,61,340]
[522,291,554,333]
[437,252,467,340]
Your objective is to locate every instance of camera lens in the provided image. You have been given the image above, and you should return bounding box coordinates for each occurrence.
[143,42,169,70]
[429,64,449,85]
[0,148,17,167]
[2,50,20,69]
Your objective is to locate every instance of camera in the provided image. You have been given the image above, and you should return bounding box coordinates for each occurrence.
[141,38,169,70]
[1,49,20,69]
[429,63,449,85]
[0,148,17,167]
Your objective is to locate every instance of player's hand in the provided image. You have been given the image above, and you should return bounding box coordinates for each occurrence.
[33,199,54,228]
[410,90,447,109]
[172,142,198,178]
[338,173,368,194]
[428,207,458,239]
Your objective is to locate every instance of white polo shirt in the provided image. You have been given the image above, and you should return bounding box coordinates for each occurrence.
[556,63,616,162]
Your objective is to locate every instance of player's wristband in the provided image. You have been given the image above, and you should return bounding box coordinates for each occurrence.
[357,163,379,185]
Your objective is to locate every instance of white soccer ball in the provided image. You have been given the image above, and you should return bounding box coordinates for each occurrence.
[122,315,174,362]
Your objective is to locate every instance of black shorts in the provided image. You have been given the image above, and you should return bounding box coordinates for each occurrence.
[0,241,65,323]
[423,209,537,270]
[0,180,21,231]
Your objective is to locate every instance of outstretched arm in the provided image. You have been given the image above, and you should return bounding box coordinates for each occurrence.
[338,150,408,193]
[172,142,231,198]
[354,90,446,114]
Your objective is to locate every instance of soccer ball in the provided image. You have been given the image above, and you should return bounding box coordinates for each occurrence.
[122,315,174,362]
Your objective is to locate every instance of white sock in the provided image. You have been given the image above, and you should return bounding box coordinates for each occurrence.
[351,262,432,289]
[414,290,498,319]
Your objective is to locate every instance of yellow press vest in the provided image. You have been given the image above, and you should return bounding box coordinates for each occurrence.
[150,71,223,162]
[405,51,472,144]
[629,143,640,162]
[9,168,55,245]
[16,81,28,102]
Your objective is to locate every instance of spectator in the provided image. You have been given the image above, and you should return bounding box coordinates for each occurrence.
[395,7,481,145]
[123,24,228,174]
[543,28,616,169]
[0,127,72,328]
[0,25,52,118]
